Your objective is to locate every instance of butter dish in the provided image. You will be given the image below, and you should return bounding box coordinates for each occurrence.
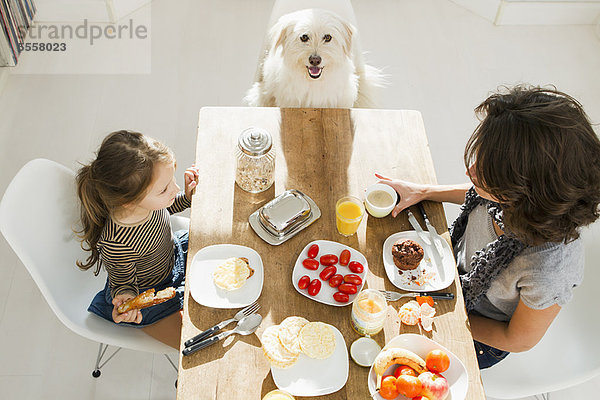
[249,189,320,245]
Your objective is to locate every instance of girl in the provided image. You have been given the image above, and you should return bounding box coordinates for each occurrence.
[378,86,600,368]
[76,130,199,349]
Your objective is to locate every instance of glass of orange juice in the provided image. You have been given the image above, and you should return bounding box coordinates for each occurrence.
[336,196,365,236]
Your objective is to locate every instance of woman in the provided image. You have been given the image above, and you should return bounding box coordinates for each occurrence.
[378,85,600,368]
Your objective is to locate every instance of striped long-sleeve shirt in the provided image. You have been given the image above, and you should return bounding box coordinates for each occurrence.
[98,193,191,298]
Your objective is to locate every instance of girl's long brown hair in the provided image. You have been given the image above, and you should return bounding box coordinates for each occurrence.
[76,130,174,274]
[465,85,600,246]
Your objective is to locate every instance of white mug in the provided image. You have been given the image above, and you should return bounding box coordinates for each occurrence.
[364,183,398,218]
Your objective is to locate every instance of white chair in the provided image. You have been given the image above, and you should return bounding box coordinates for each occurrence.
[269,0,358,26]
[480,220,600,399]
[0,159,190,378]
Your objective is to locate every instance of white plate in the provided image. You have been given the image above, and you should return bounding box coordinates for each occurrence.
[368,334,468,400]
[292,240,368,306]
[189,244,263,309]
[272,324,349,396]
[383,231,455,292]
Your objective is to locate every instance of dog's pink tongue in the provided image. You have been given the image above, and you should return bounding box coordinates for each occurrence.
[309,67,321,75]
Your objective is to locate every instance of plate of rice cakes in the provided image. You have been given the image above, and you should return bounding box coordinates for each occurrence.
[189,244,263,308]
[260,316,349,396]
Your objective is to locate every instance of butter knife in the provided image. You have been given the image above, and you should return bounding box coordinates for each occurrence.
[417,203,445,258]
[406,209,431,246]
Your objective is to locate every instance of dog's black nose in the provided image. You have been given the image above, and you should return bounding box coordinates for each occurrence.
[309,55,322,66]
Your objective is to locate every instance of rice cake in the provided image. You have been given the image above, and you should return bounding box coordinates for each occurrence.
[278,316,309,355]
[261,325,298,369]
[298,322,336,359]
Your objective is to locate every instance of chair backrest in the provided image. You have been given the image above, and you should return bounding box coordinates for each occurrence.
[480,219,600,398]
[268,0,357,27]
[0,159,173,353]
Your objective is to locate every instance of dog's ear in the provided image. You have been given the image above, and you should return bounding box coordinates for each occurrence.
[340,21,356,58]
[269,20,293,51]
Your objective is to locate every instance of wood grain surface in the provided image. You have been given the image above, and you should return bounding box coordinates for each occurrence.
[176,107,485,399]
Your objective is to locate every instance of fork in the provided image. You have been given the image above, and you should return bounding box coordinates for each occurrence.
[379,290,454,302]
[184,301,260,347]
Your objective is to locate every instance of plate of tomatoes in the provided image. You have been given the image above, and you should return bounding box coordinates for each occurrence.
[292,240,368,306]
[368,334,468,400]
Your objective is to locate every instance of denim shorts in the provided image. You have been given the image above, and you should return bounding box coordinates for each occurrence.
[474,340,510,369]
[87,230,188,328]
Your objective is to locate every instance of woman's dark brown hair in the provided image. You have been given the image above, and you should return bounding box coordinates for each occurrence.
[76,130,174,274]
[465,85,600,246]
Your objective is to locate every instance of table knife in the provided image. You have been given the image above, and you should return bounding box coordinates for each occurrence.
[417,203,445,258]
[406,209,431,245]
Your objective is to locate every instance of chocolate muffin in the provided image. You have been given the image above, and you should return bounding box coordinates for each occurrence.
[391,239,424,270]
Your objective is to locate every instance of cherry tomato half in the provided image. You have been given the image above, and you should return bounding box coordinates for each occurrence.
[319,265,337,281]
[348,261,364,273]
[338,283,358,294]
[307,244,319,259]
[307,279,321,296]
[320,254,338,266]
[298,275,310,289]
[329,274,343,287]
[339,249,351,266]
[343,274,362,285]
[333,292,349,303]
[302,258,319,270]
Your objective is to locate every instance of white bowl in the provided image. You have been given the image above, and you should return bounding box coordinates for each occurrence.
[368,334,468,400]
[364,183,398,218]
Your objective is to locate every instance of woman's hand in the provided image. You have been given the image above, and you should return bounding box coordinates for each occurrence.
[374,173,429,217]
[112,294,142,324]
[184,165,200,201]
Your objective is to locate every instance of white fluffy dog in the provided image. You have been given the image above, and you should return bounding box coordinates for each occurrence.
[244,9,384,108]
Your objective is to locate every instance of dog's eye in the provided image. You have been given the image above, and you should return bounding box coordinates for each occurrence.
[300,34,309,42]
[323,34,332,42]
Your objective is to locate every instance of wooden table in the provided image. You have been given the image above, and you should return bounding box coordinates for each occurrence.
[177,107,485,399]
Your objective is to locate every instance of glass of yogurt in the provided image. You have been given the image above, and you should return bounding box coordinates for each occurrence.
[262,390,295,400]
[364,183,398,218]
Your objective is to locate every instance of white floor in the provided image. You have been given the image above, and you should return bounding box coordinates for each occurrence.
[0,0,599,399]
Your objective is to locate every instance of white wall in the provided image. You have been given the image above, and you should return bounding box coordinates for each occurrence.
[35,0,151,23]
[35,0,110,22]
[450,0,600,25]
[0,69,8,94]
[107,0,152,22]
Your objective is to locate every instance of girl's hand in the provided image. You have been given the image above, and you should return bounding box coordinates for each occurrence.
[112,294,142,324]
[374,173,428,217]
[184,165,200,201]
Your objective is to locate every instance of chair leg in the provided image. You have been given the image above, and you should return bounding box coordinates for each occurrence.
[92,343,122,378]
[164,353,178,372]
[164,354,178,388]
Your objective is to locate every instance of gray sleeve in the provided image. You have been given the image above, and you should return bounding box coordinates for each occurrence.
[516,240,584,309]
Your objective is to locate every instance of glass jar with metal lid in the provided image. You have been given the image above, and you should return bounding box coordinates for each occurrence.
[235,127,275,193]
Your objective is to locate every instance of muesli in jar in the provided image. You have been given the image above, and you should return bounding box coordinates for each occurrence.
[235,127,275,193]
